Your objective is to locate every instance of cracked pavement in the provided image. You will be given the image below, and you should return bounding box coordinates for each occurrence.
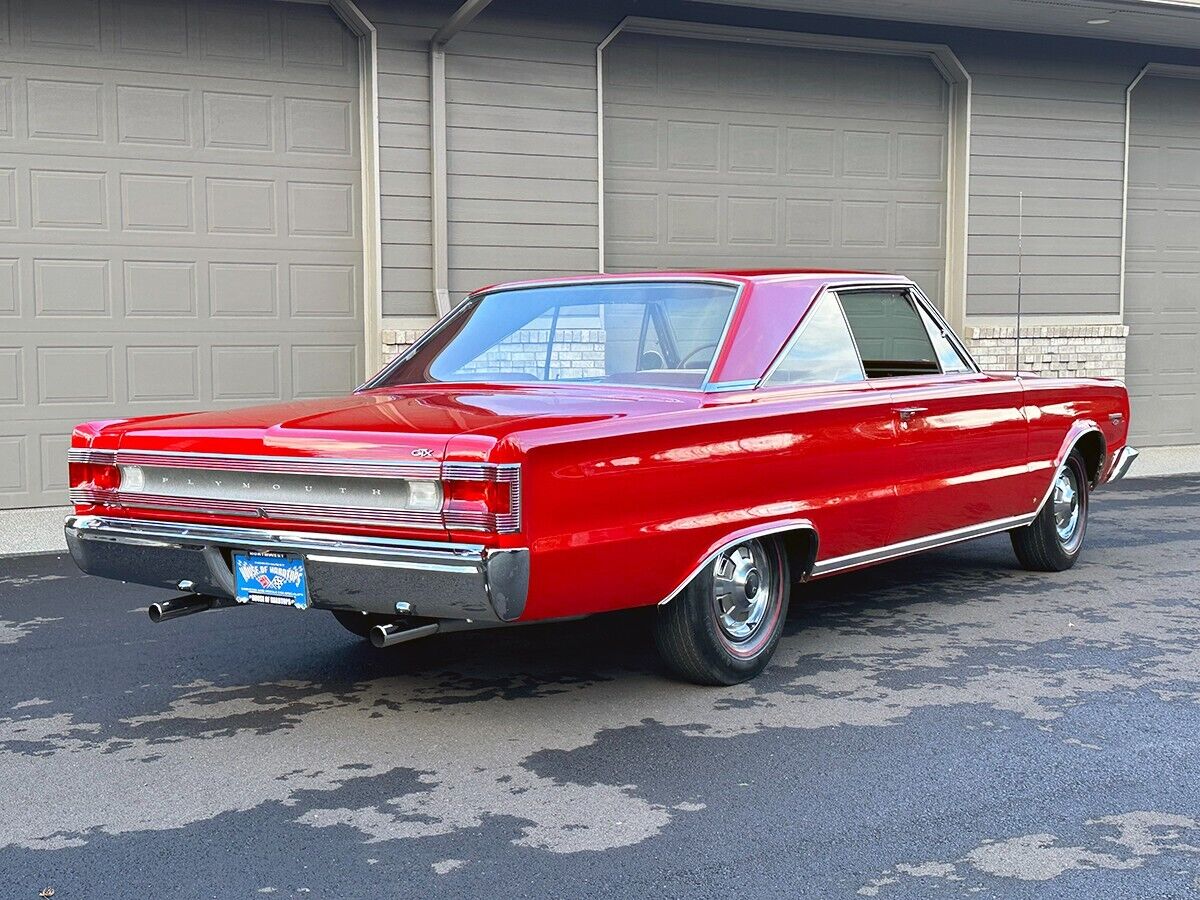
[1,475,1198,898]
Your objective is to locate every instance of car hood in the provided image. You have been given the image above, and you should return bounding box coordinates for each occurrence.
[91,384,702,460]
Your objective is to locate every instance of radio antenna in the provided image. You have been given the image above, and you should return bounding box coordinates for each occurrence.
[1015,192,1024,373]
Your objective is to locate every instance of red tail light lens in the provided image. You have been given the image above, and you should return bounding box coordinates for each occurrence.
[69,460,121,491]
[441,464,521,533]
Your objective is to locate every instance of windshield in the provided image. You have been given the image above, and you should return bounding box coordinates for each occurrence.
[375,281,740,389]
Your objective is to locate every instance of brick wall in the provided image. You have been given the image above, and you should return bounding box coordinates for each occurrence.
[381,328,607,380]
[964,325,1127,379]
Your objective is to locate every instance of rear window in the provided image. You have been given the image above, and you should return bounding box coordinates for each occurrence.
[376,281,739,389]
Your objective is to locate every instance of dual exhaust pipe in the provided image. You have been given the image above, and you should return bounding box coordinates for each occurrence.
[148,593,444,649]
[147,593,238,623]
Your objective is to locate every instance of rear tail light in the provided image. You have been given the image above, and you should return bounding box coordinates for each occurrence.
[441,463,521,533]
[67,448,120,503]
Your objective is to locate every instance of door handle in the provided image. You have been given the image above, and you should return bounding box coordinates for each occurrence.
[897,406,928,423]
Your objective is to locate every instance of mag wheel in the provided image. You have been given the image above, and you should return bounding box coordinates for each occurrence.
[1011,448,1090,572]
[654,537,790,685]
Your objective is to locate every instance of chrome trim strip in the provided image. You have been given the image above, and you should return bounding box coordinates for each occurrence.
[71,488,444,525]
[64,515,486,558]
[1031,422,1104,515]
[113,449,442,480]
[657,519,818,606]
[67,448,117,466]
[811,513,1036,577]
[1106,445,1139,483]
[305,553,479,574]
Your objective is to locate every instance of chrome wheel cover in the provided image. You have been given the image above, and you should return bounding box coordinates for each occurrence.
[712,539,773,642]
[1052,463,1082,548]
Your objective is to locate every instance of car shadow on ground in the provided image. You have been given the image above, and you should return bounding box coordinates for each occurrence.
[310,532,1028,696]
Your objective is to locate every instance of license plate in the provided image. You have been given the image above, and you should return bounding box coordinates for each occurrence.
[232,551,309,609]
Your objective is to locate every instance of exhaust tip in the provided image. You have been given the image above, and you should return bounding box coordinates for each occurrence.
[148,602,167,624]
[369,624,389,649]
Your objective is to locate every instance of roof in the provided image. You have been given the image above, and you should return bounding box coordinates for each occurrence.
[471,269,912,295]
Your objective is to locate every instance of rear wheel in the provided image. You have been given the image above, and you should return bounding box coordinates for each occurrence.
[1010,449,1090,572]
[654,537,790,685]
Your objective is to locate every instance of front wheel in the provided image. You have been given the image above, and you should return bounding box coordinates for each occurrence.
[1010,448,1090,572]
[654,537,790,685]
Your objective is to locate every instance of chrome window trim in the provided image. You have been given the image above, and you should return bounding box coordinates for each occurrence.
[358,296,472,391]
[907,284,981,374]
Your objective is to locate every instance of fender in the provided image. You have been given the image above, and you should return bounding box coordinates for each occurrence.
[1031,419,1105,519]
[658,518,819,607]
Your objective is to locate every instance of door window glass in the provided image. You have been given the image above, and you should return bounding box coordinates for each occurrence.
[838,290,940,378]
[763,295,865,387]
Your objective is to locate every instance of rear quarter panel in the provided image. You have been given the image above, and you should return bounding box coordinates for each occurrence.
[1021,375,1131,490]
[508,384,896,622]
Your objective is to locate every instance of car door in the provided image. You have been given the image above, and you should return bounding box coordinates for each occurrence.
[737,289,898,562]
[835,286,1032,544]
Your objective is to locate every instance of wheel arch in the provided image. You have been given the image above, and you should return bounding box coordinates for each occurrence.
[658,519,819,607]
[1034,420,1106,517]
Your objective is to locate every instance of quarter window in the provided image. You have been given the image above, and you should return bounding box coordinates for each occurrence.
[837,290,940,379]
[763,295,865,387]
[916,303,973,374]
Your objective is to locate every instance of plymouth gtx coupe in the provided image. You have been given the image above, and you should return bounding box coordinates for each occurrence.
[65,271,1138,684]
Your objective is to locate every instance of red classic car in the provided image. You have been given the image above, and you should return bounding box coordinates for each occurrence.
[65,271,1138,684]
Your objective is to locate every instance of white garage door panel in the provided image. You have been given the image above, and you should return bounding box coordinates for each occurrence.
[0,0,364,508]
[604,33,950,308]
[1125,75,1200,447]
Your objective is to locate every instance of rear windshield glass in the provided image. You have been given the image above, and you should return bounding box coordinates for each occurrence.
[375,281,739,389]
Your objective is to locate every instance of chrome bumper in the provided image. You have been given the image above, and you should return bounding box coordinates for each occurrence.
[1105,445,1140,484]
[64,515,528,622]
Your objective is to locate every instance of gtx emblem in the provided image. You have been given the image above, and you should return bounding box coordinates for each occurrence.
[410,448,434,459]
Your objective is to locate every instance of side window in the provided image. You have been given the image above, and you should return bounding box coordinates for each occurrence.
[915,303,973,374]
[838,290,940,379]
[763,295,865,387]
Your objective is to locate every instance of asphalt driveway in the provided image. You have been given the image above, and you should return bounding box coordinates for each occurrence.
[2,476,1199,899]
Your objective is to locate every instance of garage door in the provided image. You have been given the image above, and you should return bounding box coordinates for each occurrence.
[1125,75,1200,447]
[0,0,364,508]
[603,33,950,307]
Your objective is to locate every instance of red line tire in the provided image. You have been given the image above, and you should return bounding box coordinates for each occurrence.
[1010,448,1090,572]
[654,536,790,685]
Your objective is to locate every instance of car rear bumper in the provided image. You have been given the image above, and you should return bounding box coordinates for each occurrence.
[1105,445,1139,484]
[64,515,528,622]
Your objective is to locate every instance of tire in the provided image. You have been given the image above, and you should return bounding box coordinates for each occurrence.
[1010,448,1090,572]
[654,536,790,685]
[331,610,395,640]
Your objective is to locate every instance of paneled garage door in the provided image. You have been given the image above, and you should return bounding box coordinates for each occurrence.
[603,33,950,307]
[0,0,363,508]
[1125,75,1200,447]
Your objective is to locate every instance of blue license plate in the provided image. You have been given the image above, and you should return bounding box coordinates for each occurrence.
[232,552,309,609]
